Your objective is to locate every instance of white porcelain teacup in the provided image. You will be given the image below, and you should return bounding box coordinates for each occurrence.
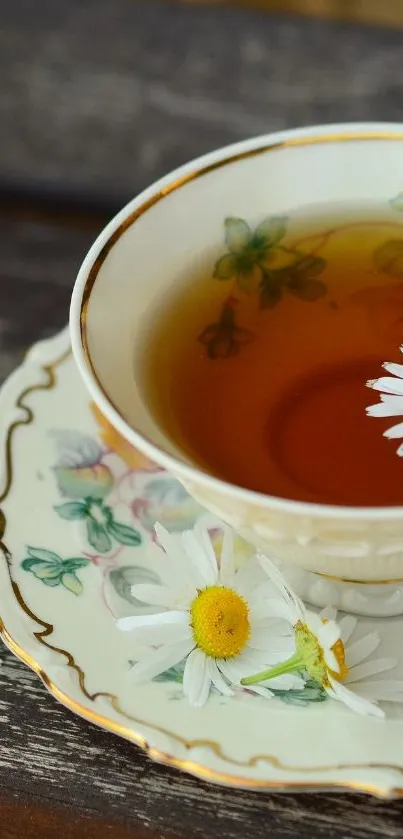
[70,123,403,617]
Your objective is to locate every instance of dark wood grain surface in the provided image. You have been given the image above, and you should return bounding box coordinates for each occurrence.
[2,1,403,836]
[3,0,403,204]
[176,0,403,30]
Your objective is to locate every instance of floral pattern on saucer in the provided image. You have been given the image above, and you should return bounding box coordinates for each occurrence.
[18,415,328,708]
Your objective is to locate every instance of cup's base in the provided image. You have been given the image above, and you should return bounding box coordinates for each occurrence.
[272,558,403,617]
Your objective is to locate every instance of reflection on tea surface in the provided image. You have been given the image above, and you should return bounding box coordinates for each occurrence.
[143,203,403,506]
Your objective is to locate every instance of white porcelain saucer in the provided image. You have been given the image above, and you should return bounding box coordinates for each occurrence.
[1,327,403,797]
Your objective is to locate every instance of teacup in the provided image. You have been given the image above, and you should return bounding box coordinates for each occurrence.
[70,122,403,617]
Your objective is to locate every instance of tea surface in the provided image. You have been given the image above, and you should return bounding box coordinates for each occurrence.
[143,204,403,506]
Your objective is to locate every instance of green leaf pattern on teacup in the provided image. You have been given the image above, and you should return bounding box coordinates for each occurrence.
[201,214,329,357]
[372,192,403,278]
[374,240,403,279]
[199,304,253,359]
[213,216,327,308]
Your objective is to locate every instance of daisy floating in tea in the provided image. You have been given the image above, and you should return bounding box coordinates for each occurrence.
[366,347,403,457]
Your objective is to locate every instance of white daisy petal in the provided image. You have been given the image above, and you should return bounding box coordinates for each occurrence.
[366,396,403,417]
[183,547,214,590]
[244,684,274,698]
[339,615,357,644]
[249,578,296,605]
[219,652,260,686]
[345,632,380,668]
[194,519,219,576]
[219,659,246,686]
[327,677,384,718]
[368,355,403,447]
[382,361,403,379]
[347,657,397,684]
[183,648,211,707]
[251,597,295,623]
[317,620,341,649]
[319,606,337,622]
[182,529,218,587]
[126,623,191,646]
[355,680,403,701]
[153,524,200,592]
[183,648,202,698]
[154,523,179,555]
[251,614,291,634]
[366,376,403,396]
[181,530,217,588]
[130,583,177,608]
[210,659,234,696]
[221,646,286,687]
[242,647,278,667]
[383,421,403,439]
[117,610,188,632]
[249,623,295,654]
[233,557,266,598]
[306,611,326,635]
[324,647,340,673]
[219,527,235,588]
[258,554,304,618]
[146,541,169,576]
[129,638,194,683]
[194,666,212,708]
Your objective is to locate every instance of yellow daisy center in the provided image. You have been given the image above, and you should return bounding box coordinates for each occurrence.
[190,586,250,659]
[331,637,348,682]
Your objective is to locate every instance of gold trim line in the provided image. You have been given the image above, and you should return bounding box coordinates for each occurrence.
[314,570,403,585]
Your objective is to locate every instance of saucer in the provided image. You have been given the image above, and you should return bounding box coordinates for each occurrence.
[1,327,403,797]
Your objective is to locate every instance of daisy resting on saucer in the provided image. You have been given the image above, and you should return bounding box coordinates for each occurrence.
[117,521,302,707]
[242,556,403,718]
[366,347,403,455]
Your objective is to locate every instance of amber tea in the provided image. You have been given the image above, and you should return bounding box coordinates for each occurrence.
[142,204,403,507]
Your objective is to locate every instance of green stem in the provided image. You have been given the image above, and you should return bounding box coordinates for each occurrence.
[241,651,305,686]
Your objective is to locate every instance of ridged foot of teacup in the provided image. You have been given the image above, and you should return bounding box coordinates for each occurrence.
[270,558,403,618]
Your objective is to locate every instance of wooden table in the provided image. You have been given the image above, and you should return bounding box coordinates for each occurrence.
[2,1,403,835]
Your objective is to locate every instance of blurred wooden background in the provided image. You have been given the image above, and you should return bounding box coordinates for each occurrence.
[177,0,403,28]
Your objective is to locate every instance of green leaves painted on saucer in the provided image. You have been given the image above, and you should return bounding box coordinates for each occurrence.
[55,496,142,554]
[21,547,90,595]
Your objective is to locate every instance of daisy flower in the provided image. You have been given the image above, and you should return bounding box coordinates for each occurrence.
[117,521,302,707]
[366,348,403,456]
[242,556,402,717]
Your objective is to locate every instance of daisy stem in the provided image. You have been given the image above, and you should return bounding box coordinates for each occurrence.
[240,651,305,686]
